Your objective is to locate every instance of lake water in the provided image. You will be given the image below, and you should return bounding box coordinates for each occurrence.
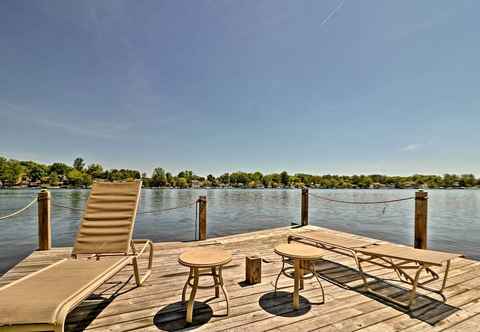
[1,188,479,274]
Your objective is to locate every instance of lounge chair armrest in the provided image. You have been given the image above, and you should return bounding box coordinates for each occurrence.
[135,240,153,257]
[130,239,154,286]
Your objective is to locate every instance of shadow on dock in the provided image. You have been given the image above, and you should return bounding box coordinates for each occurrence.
[313,259,460,325]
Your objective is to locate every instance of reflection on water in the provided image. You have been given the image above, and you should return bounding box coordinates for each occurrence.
[0,188,479,273]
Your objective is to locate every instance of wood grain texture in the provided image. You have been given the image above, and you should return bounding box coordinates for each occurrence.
[37,189,51,250]
[415,191,428,249]
[0,225,477,332]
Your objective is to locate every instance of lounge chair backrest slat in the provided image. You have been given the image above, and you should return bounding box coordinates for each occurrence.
[72,181,142,255]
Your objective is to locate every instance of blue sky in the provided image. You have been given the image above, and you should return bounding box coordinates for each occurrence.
[1,0,479,176]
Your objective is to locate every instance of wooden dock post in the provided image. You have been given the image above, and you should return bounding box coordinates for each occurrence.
[245,255,262,284]
[37,189,51,250]
[301,188,309,226]
[198,196,207,241]
[414,190,428,249]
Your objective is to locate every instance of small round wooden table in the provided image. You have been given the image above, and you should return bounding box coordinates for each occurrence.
[274,243,325,309]
[178,247,232,323]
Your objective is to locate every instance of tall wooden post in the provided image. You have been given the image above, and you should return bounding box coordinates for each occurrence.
[37,189,51,250]
[301,188,309,226]
[198,196,207,241]
[414,190,428,249]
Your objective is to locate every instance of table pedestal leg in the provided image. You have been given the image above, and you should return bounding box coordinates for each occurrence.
[218,265,230,315]
[293,258,301,310]
[186,267,199,323]
[182,268,193,302]
[212,267,220,297]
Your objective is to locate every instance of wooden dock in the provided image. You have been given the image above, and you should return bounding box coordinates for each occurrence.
[1,225,480,331]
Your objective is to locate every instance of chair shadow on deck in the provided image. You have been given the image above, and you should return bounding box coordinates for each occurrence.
[64,276,137,331]
[313,258,460,325]
[259,291,312,317]
[154,301,213,331]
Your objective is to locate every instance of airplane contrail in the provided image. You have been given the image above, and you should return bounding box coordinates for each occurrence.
[320,0,345,27]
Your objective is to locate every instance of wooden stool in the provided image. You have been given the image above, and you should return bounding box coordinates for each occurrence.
[274,243,325,309]
[178,247,232,323]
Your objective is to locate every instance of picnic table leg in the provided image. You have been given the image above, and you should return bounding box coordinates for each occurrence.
[408,265,425,308]
[293,258,301,310]
[439,260,451,295]
[186,268,199,323]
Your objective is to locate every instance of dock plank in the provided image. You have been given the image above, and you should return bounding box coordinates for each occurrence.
[0,225,478,331]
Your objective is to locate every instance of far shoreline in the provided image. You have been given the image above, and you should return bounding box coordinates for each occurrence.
[1,186,478,191]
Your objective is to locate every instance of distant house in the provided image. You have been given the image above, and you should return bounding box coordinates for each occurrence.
[28,180,42,187]
[191,180,201,188]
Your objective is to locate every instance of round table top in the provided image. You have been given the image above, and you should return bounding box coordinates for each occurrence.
[274,243,325,260]
[178,247,232,268]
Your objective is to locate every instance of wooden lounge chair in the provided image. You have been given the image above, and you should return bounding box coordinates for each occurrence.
[288,230,461,309]
[0,181,153,332]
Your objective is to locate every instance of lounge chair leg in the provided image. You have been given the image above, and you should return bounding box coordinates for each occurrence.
[131,240,154,286]
[132,256,141,286]
[186,268,199,323]
[355,255,370,292]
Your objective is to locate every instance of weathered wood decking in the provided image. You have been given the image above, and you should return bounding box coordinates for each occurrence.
[1,226,480,331]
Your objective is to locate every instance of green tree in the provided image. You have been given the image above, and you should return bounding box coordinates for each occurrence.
[166,172,173,185]
[49,172,60,186]
[73,157,85,171]
[27,163,47,182]
[0,160,24,186]
[280,171,289,186]
[66,169,84,187]
[218,173,230,185]
[86,163,103,179]
[49,163,71,176]
[176,177,188,188]
[252,172,263,183]
[81,173,93,187]
[152,167,167,187]
[460,174,476,187]
[177,170,193,183]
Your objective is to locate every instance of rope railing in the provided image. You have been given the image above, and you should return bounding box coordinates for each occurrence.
[308,192,415,205]
[52,203,84,211]
[52,200,198,215]
[137,201,198,215]
[0,197,37,221]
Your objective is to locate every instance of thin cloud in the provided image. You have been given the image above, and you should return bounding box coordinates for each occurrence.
[0,99,131,140]
[401,144,422,152]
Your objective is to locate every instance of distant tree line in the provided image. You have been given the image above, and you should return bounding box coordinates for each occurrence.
[0,156,479,189]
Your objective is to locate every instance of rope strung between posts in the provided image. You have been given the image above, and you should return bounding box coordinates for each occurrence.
[0,197,37,220]
[308,192,415,205]
[137,201,198,215]
[53,201,198,215]
[52,203,84,211]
